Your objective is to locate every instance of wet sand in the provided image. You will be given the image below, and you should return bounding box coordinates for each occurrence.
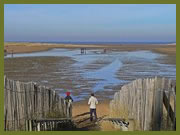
[4,43,176,101]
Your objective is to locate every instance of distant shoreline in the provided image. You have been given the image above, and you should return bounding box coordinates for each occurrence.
[4,41,176,45]
[4,42,176,56]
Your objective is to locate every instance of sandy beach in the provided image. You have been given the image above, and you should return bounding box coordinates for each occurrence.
[73,100,110,117]
[72,100,112,131]
[4,42,176,131]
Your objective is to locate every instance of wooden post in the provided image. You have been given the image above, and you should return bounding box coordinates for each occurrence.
[50,121,52,130]
[44,122,47,131]
[4,49,7,56]
[29,120,32,131]
[25,120,29,131]
[173,87,176,130]
[152,89,163,131]
[166,91,170,127]
[37,122,40,131]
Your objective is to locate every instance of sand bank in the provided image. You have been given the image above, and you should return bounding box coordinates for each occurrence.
[4,42,176,56]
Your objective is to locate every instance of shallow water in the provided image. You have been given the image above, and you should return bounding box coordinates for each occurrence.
[83,58,123,92]
[5,48,176,101]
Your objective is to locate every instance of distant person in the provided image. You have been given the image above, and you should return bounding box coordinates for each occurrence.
[104,48,107,53]
[88,93,98,121]
[65,92,73,103]
[65,92,73,117]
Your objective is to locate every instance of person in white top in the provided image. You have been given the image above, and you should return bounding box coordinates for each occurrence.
[88,93,98,121]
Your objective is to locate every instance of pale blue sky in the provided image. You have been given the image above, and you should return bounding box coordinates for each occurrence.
[4,4,176,42]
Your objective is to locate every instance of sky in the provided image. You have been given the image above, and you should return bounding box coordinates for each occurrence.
[4,4,176,42]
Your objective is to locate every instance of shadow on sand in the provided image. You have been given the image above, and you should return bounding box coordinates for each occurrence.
[72,112,107,131]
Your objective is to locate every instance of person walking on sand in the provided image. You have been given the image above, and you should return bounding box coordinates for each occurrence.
[88,93,98,121]
[65,92,73,117]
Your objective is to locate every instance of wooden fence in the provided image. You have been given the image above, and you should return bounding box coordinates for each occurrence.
[4,76,71,131]
[110,77,176,131]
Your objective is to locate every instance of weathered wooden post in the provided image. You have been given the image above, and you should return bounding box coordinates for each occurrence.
[166,90,170,127]
[44,122,47,131]
[29,120,32,131]
[25,120,28,131]
[37,122,40,131]
[152,88,163,130]
[173,86,176,130]
[4,49,7,56]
